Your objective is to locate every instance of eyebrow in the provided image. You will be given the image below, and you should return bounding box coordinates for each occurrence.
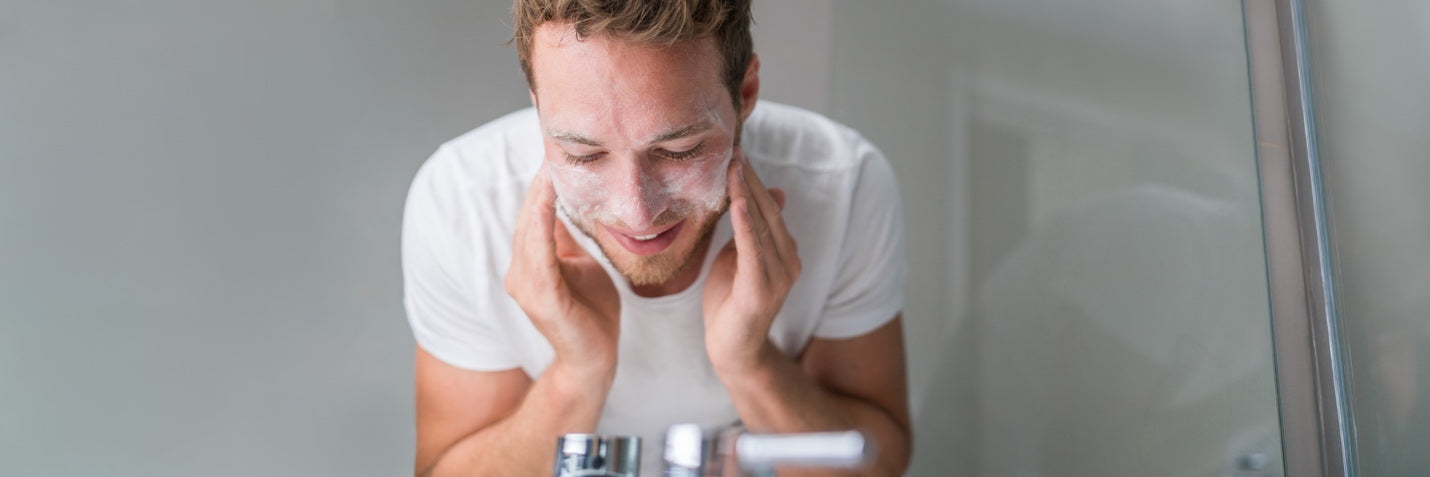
[647,121,714,144]
[546,120,715,148]
[547,129,602,147]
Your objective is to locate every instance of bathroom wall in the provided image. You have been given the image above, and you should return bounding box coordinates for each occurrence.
[1,2,523,474]
[0,1,926,475]
[815,1,1286,475]
[0,1,1288,476]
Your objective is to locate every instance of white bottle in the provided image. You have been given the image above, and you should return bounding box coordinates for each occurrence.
[661,424,870,477]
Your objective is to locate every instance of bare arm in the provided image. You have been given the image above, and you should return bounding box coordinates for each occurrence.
[716,317,912,476]
[703,153,911,475]
[417,165,622,475]
[414,348,614,477]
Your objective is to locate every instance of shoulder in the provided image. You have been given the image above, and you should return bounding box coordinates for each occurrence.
[741,100,882,174]
[740,101,897,210]
[745,104,906,349]
[403,108,544,263]
[422,106,542,186]
[406,108,542,220]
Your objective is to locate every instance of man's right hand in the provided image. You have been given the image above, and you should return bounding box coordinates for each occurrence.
[504,164,622,380]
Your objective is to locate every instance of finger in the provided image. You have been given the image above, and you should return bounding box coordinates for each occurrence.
[765,187,797,268]
[736,154,793,269]
[526,166,561,275]
[738,154,795,256]
[738,151,783,228]
[552,214,587,260]
[512,167,548,260]
[734,156,771,241]
[723,149,744,205]
[765,187,797,260]
[733,159,786,281]
[730,197,770,287]
[728,161,767,285]
[518,163,553,221]
[769,188,786,211]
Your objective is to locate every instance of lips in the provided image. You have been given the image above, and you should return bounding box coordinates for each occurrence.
[605,220,684,256]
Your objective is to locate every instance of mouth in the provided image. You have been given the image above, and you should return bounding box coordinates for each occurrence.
[605,220,685,256]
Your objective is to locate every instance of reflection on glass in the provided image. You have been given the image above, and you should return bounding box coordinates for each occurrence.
[820,1,1286,475]
[1306,1,1430,474]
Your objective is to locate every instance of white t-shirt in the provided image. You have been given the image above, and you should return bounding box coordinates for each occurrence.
[401,100,907,470]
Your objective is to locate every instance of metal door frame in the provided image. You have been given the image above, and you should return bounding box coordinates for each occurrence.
[1243,0,1354,475]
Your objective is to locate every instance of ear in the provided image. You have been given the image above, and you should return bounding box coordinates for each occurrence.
[739,53,760,122]
[529,90,538,107]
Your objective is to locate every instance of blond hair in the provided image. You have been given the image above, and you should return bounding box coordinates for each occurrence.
[512,0,754,113]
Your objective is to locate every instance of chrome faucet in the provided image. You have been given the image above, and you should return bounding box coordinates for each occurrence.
[553,434,641,477]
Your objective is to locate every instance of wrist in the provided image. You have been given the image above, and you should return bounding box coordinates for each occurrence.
[549,355,618,392]
[710,339,780,380]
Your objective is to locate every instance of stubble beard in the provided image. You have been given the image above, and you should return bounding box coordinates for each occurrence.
[560,197,730,287]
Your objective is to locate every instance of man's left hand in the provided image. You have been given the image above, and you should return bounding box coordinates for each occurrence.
[702,148,801,372]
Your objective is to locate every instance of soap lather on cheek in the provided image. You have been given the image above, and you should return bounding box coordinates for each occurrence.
[549,162,608,219]
[660,148,730,213]
[548,150,731,228]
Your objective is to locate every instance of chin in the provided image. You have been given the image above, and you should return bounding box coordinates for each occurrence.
[590,208,725,287]
[616,255,690,287]
[599,224,701,287]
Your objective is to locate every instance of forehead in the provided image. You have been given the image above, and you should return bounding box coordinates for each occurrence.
[529,23,729,132]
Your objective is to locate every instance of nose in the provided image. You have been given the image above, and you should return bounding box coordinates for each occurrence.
[610,159,666,229]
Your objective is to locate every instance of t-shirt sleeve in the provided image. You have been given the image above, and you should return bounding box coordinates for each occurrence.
[813,142,910,339]
[401,146,521,371]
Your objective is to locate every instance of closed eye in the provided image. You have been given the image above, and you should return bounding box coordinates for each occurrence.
[657,143,705,161]
[564,152,602,164]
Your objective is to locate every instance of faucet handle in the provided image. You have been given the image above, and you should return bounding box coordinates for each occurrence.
[554,433,641,477]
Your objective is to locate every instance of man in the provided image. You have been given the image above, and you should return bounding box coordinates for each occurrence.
[402,1,910,475]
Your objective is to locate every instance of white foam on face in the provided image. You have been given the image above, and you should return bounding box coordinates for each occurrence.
[549,146,730,233]
[548,99,732,233]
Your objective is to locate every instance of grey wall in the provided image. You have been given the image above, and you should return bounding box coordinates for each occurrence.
[0,2,524,475]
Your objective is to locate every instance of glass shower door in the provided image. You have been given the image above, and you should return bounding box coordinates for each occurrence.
[1303,0,1430,474]
[816,1,1288,475]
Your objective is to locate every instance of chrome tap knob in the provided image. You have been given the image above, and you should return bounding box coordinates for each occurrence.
[554,434,641,477]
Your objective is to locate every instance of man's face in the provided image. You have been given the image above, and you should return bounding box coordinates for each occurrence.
[530,23,739,287]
